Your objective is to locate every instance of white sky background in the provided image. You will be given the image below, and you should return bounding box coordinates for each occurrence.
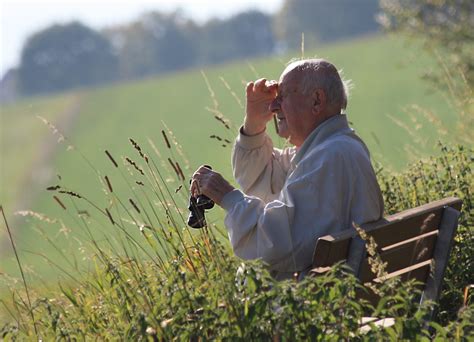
[0,0,283,78]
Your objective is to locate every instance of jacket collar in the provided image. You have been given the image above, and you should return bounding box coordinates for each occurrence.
[292,114,352,166]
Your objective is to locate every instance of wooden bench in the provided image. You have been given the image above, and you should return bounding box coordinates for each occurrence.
[309,197,462,323]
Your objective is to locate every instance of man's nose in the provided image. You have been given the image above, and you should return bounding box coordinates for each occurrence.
[269,98,280,113]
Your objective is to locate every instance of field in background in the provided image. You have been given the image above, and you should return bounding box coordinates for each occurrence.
[1,34,457,283]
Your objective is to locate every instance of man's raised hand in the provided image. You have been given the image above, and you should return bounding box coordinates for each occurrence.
[243,78,278,136]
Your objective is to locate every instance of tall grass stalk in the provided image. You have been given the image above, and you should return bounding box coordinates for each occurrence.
[1,206,38,338]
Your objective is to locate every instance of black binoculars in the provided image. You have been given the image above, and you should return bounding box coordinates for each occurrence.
[187,165,215,228]
[187,194,214,228]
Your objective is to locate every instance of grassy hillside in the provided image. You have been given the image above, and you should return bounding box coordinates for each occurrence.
[1,34,458,282]
[0,93,82,211]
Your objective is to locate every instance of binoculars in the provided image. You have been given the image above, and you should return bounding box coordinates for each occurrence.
[187,165,215,228]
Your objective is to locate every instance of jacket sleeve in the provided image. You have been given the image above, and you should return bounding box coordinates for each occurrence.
[232,128,294,203]
[221,147,353,272]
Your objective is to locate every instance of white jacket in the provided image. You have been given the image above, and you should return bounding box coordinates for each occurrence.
[221,114,384,279]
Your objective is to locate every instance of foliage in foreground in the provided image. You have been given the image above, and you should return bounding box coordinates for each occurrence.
[1,143,473,340]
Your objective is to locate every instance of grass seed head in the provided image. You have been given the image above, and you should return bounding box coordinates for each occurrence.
[104,176,113,193]
[161,130,171,149]
[105,150,118,168]
[125,157,145,176]
[175,162,185,181]
[129,198,141,214]
[58,190,82,199]
[105,208,115,225]
[53,195,66,210]
[168,158,180,178]
[129,138,142,152]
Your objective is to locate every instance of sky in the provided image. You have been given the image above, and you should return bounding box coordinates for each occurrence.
[0,0,283,78]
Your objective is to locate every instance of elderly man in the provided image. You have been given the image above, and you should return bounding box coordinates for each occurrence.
[192,59,384,279]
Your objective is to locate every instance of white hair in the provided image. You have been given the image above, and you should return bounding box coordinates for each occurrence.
[285,59,353,111]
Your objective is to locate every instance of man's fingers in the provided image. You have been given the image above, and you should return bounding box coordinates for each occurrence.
[190,178,200,197]
[266,80,278,93]
[246,81,254,95]
[190,167,234,204]
[248,78,278,96]
[192,166,208,178]
[197,165,212,174]
[191,165,213,196]
[253,78,267,92]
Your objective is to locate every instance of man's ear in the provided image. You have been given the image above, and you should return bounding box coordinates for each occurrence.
[312,89,326,113]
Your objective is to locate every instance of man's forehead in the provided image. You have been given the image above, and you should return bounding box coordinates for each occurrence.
[278,69,303,89]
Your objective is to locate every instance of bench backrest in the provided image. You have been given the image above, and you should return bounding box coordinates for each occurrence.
[310,197,462,307]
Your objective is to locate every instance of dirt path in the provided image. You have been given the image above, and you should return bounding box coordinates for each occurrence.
[1,93,84,254]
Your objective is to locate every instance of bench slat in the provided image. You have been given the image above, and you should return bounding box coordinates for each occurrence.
[359,230,438,283]
[357,260,431,305]
[369,210,441,249]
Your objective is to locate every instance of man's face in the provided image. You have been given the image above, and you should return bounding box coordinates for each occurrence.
[270,70,316,147]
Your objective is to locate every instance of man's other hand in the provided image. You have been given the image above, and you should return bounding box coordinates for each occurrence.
[244,78,278,136]
[191,166,235,205]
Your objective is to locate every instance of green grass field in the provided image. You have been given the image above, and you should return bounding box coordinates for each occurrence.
[1,34,459,284]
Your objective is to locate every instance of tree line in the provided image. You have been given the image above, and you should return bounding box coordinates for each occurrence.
[2,0,381,98]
